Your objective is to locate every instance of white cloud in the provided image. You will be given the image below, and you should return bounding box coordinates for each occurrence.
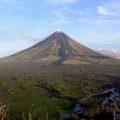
[0,31,38,57]
[45,0,77,5]
[97,0,120,17]
[51,7,84,24]
[19,33,42,44]
[61,7,84,15]
[52,11,70,24]
[0,43,11,52]
[78,18,120,25]
[0,30,39,45]
[110,49,118,53]
[96,49,120,59]
[53,11,65,19]
[82,33,120,46]
[53,19,69,24]
[97,6,116,16]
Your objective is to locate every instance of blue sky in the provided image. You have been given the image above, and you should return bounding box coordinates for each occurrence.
[0,0,120,57]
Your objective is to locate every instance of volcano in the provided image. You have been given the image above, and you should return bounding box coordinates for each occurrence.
[1,31,112,64]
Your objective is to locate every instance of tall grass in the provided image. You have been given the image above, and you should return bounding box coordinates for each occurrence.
[0,103,9,120]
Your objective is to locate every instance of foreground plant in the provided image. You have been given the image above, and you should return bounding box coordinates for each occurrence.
[0,103,9,120]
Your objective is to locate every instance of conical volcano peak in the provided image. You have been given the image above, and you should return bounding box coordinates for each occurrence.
[45,31,70,43]
[54,29,64,33]
[52,30,67,38]
[3,31,111,64]
[52,29,69,37]
[53,31,65,36]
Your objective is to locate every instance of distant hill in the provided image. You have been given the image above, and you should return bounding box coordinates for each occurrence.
[97,49,120,60]
[1,31,114,65]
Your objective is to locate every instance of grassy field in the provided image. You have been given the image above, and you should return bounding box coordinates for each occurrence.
[0,63,120,119]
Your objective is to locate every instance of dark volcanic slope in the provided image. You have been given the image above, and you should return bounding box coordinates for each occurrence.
[1,31,112,64]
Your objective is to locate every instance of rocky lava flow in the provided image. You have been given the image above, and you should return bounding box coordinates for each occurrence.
[36,80,120,120]
[79,88,120,120]
[87,88,120,110]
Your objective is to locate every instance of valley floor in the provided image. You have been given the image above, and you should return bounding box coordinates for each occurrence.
[0,64,120,120]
